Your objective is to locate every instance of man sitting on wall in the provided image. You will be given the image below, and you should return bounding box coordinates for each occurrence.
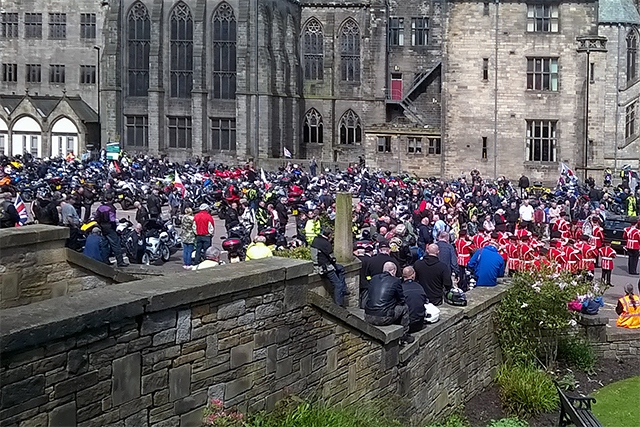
[365,261,414,344]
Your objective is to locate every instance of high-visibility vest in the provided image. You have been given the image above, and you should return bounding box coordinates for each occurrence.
[304,219,320,244]
[616,295,640,329]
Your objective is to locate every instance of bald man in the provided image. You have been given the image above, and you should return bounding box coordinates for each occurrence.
[402,266,428,333]
[414,244,453,306]
[365,262,414,343]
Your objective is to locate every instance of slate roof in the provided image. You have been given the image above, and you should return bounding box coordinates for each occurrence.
[599,0,640,25]
[0,95,98,123]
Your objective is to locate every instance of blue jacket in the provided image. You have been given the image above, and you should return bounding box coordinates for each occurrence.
[83,233,106,263]
[467,245,505,287]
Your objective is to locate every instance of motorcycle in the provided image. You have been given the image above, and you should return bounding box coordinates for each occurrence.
[142,230,172,265]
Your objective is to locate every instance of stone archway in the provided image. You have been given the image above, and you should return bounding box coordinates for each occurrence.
[0,117,7,156]
[11,116,42,157]
[50,117,79,158]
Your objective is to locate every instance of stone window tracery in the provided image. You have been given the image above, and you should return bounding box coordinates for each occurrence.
[627,31,637,82]
[340,19,360,82]
[212,3,237,99]
[303,109,323,144]
[339,110,362,145]
[128,2,150,96]
[303,19,323,81]
[170,2,193,98]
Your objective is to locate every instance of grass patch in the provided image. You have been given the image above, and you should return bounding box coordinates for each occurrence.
[592,376,640,427]
[424,413,470,427]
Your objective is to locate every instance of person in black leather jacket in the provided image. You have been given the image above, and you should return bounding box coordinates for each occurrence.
[311,228,347,306]
[364,261,414,343]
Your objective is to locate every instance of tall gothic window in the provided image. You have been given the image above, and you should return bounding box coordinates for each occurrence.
[303,109,323,144]
[340,19,360,82]
[303,19,323,80]
[170,2,193,98]
[128,2,150,96]
[212,3,237,99]
[627,31,637,82]
[339,110,362,145]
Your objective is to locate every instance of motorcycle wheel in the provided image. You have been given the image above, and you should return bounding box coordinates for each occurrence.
[160,245,171,262]
[142,252,151,265]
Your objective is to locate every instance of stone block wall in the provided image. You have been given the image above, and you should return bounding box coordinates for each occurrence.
[578,314,640,359]
[0,226,112,309]
[0,255,508,427]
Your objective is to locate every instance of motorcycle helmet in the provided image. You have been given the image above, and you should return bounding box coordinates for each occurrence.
[259,228,278,246]
[424,303,440,324]
[159,231,170,243]
[445,288,468,307]
[222,238,243,254]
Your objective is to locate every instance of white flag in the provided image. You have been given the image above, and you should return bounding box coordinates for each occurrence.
[283,147,292,158]
[261,168,268,184]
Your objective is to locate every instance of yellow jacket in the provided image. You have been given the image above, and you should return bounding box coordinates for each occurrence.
[246,242,273,260]
[616,295,640,329]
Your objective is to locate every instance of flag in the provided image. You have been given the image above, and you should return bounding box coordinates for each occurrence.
[14,193,28,226]
[113,161,121,174]
[283,147,292,158]
[559,162,574,177]
[261,168,271,190]
[174,170,186,198]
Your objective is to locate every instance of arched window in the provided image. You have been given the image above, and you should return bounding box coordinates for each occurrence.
[128,2,150,96]
[303,109,323,144]
[170,2,193,98]
[339,110,362,145]
[627,31,637,82]
[340,19,360,82]
[212,3,237,99]
[303,19,323,80]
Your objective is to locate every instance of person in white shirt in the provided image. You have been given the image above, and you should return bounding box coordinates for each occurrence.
[519,199,535,232]
[547,201,562,225]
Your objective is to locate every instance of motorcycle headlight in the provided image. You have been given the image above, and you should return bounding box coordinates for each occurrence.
[159,232,169,242]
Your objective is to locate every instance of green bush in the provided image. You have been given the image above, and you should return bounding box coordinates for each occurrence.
[273,246,311,260]
[557,336,596,373]
[424,413,470,427]
[494,268,591,367]
[245,398,402,427]
[495,364,558,419]
[486,418,529,427]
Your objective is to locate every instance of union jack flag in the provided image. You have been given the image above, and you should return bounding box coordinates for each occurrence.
[14,193,28,226]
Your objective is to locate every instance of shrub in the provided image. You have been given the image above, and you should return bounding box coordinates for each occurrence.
[557,336,596,373]
[245,397,402,427]
[494,268,591,367]
[495,364,558,418]
[486,418,529,427]
[424,413,470,427]
[273,246,311,260]
[202,399,244,426]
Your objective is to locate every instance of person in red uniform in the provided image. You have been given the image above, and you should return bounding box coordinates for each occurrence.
[454,231,473,282]
[553,213,571,239]
[565,240,582,274]
[589,217,604,248]
[472,231,489,249]
[505,235,520,276]
[519,235,535,272]
[599,241,617,285]
[623,221,640,275]
[578,235,597,279]
[572,220,584,241]
[549,239,567,273]
[534,248,552,270]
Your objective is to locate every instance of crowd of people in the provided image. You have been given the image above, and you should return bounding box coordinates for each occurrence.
[1,152,639,334]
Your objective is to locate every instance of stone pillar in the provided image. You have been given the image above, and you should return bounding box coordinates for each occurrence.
[334,192,353,264]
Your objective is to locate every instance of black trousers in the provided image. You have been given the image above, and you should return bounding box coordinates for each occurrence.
[628,249,639,275]
[601,269,612,284]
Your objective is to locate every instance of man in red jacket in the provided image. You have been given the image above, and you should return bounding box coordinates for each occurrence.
[194,204,215,265]
[623,221,640,275]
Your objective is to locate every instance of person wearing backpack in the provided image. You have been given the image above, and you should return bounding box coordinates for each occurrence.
[95,194,128,267]
[0,192,20,228]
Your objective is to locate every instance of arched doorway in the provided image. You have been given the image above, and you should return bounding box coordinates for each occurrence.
[51,117,79,157]
[11,116,41,157]
[0,118,7,156]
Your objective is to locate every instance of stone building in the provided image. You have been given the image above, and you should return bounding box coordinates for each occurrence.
[443,0,640,182]
[0,0,637,181]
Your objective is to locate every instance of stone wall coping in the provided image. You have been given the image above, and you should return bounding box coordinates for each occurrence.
[399,283,510,363]
[0,258,313,354]
[605,328,640,342]
[65,248,140,283]
[577,313,609,327]
[307,292,404,344]
[0,224,69,249]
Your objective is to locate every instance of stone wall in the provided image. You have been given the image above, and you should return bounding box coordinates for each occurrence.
[578,314,640,359]
[0,255,508,427]
[0,226,115,309]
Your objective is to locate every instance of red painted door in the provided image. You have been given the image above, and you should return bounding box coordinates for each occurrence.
[391,73,403,100]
